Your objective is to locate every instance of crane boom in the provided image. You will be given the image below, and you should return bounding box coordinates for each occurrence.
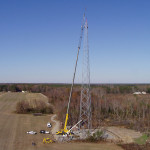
[56,14,85,135]
[64,13,85,132]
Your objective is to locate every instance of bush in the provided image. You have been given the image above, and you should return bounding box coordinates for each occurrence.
[45,105,53,114]
[86,130,103,142]
[16,100,53,114]
[16,100,30,113]
[147,88,150,93]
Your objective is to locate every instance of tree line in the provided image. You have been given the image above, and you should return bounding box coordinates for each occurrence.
[1,83,150,131]
[1,83,150,94]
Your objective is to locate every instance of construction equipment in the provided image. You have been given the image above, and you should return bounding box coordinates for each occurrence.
[66,120,82,134]
[43,138,53,144]
[56,14,85,135]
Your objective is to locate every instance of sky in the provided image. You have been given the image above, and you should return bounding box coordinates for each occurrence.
[0,0,150,83]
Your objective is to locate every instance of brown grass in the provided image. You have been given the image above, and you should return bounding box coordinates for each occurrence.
[0,92,53,150]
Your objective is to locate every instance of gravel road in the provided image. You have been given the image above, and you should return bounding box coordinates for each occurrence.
[51,114,60,140]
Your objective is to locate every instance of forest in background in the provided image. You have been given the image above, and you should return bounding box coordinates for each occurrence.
[1,83,150,132]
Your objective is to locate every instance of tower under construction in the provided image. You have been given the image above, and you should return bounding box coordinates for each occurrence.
[56,15,92,136]
[79,18,92,129]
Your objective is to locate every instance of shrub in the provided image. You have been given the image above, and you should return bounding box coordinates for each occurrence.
[86,130,103,142]
[147,88,150,93]
[16,100,30,113]
[16,100,53,114]
[45,105,53,114]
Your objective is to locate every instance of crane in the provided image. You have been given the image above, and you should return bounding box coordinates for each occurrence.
[56,14,85,135]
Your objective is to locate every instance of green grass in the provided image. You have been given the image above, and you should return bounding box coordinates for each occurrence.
[135,134,148,145]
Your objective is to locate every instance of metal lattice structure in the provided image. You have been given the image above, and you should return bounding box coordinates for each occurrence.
[79,19,92,129]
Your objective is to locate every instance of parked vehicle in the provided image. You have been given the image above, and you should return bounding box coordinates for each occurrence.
[47,122,52,128]
[27,131,37,135]
[40,130,50,134]
[45,131,50,134]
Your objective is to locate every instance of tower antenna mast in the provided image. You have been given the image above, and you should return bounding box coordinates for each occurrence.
[79,18,92,129]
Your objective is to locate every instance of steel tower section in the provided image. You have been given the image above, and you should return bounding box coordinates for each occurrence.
[79,19,92,129]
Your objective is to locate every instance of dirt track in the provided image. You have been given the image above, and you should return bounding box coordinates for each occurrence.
[51,114,60,140]
[0,92,123,150]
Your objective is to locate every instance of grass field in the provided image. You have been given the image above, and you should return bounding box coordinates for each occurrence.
[0,92,53,150]
[0,92,123,150]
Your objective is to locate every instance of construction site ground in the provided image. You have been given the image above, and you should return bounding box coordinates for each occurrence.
[103,126,142,143]
[0,92,140,150]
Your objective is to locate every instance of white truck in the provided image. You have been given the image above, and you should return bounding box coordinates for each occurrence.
[47,122,52,128]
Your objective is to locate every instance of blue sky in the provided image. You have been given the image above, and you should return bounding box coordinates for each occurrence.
[0,0,150,83]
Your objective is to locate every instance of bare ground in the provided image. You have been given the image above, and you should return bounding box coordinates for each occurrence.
[104,126,142,143]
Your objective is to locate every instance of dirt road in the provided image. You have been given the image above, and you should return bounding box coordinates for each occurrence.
[51,114,60,140]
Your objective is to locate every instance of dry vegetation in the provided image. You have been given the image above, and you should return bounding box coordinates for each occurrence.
[16,99,53,114]
[1,83,150,149]
[46,87,150,132]
[1,84,150,132]
[15,92,53,114]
